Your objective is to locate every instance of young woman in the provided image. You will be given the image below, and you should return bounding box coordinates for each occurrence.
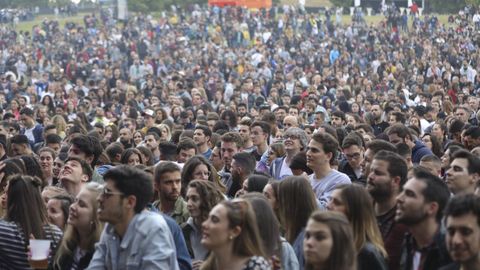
[39,147,56,186]
[133,130,145,146]
[276,176,318,269]
[47,195,74,231]
[0,175,63,269]
[120,148,143,166]
[53,182,104,270]
[304,211,356,270]
[201,199,271,270]
[182,180,224,269]
[327,185,388,270]
[181,155,226,196]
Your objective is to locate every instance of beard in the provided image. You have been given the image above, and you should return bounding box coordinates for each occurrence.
[396,208,429,226]
[368,183,393,203]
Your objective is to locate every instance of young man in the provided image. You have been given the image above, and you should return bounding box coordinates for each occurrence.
[58,157,92,196]
[440,194,480,270]
[90,165,179,269]
[219,132,244,190]
[370,103,389,135]
[387,123,433,164]
[229,152,256,198]
[361,139,397,182]
[10,134,34,157]
[339,133,366,185]
[445,150,480,195]
[68,134,104,183]
[20,107,43,146]
[238,118,255,152]
[306,132,350,209]
[368,150,409,270]
[153,162,189,225]
[176,138,198,164]
[193,125,212,159]
[145,132,161,163]
[395,168,452,270]
[249,121,271,161]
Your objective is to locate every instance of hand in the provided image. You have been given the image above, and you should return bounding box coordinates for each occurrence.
[192,260,203,270]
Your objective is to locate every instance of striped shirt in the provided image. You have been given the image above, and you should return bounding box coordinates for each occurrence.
[0,219,63,270]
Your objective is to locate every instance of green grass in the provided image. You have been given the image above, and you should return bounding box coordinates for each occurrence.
[15,13,87,33]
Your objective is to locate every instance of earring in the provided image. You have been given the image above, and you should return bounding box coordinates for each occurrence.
[229,235,233,240]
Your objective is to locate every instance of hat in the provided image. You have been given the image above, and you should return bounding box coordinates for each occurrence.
[142,109,155,117]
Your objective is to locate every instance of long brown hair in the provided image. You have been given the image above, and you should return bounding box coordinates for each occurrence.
[187,180,224,225]
[201,200,266,270]
[305,211,357,270]
[277,176,318,243]
[334,184,387,257]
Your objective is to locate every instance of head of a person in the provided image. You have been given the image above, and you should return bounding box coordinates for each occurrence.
[46,194,73,231]
[462,126,480,150]
[176,138,198,163]
[283,127,308,153]
[220,132,244,170]
[306,132,339,170]
[283,115,299,129]
[245,174,270,194]
[186,180,224,225]
[277,176,318,243]
[250,121,271,147]
[59,157,93,188]
[387,123,414,146]
[10,134,31,156]
[120,148,143,166]
[419,154,442,177]
[158,141,178,161]
[341,132,365,169]
[45,134,62,154]
[193,124,212,147]
[396,167,451,225]
[304,211,357,270]
[154,162,181,203]
[446,150,480,195]
[444,194,480,265]
[330,111,346,128]
[19,107,35,128]
[68,134,103,167]
[201,199,265,261]
[362,139,397,177]
[98,166,154,224]
[39,147,56,175]
[144,132,160,151]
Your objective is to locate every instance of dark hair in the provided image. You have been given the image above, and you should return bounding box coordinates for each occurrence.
[146,132,160,141]
[154,161,181,185]
[195,124,212,138]
[332,111,346,122]
[246,174,270,193]
[20,107,34,117]
[45,133,62,144]
[20,155,45,185]
[342,132,364,149]
[451,150,480,175]
[51,194,74,228]
[221,132,244,148]
[387,123,411,140]
[412,167,451,222]
[177,138,198,154]
[103,165,154,213]
[390,111,406,124]
[250,121,271,137]
[181,155,225,196]
[422,133,444,158]
[289,152,313,174]
[187,180,224,224]
[232,152,256,175]
[310,132,339,163]
[10,134,30,145]
[158,141,178,161]
[373,150,408,188]
[366,139,397,154]
[65,156,93,180]
[69,134,103,166]
[136,145,154,166]
[444,194,480,227]
[120,148,143,165]
[105,143,124,163]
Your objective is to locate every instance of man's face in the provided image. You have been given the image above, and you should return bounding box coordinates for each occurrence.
[250,126,267,146]
[361,148,375,178]
[11,143,27,156]
[446,158,477,194]
[177,148,196,163]
[39,151,54,174]
[207,120,216,131]
[238,106,247,117]
[388,115,398,126]
[367,159,394,201]
[144,135,158,151]
[68,144,93,164]
[306,140,331,170]
[331,116,344,128]
[343,145,363,169]
[20,114,34,128]
[47,143,61,154]
[275,109,287,121]
[395,178,429,225]
[446,213,480,264]
[238,125,251,142]
[455,108,470,123]
[157,171,181,202]
[59,160,88,185]
[388,133,405,145]
[119,128,132,144]
[221,141,239,170]
[371,105,382,120]
[193,129,208,146]
[38,108,48,119]
[97,180,125,225]
[144,115,155,127]
[314,113,324,128]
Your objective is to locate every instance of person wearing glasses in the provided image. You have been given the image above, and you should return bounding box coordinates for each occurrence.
[88,165,180,269]
[181,155,226,197]
[338,132,367,186]
[270,127,308,180]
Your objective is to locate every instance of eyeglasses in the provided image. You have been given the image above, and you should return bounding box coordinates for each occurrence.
[283,134,299,140]
[101,187,124,198]
[345,153,362,160]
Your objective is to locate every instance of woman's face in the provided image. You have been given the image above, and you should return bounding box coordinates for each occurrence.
[192,164,210,181]
[346,115,356,126]
[47,199,66,230]
[127,153,141,166]
[68,189,96,232]
[326,189,347,215]
[432,124,444,139]
[133,132,143,145]
[201,204,235,250]
[160,128,169,140]
[39,151,54,176]
[267,148,278,165]
[303,219,333,267]
[262,184,277,210]
[410,117,420,127]
[53,158,64,178]
[11,100,18,109]
[422,135,433,150]
[186,187,202,220]
[351,103,360,113]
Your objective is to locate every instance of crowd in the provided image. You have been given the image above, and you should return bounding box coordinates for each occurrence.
[0,3,480,270]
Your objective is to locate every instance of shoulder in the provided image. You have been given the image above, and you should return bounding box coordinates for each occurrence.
[329,170,351,183]
[242,256,272,270]
[136,211,169,231]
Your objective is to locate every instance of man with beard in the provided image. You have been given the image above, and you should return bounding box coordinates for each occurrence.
[238,118,255,152]
[395,167,452,270]
[152,162,189,225]
[361,139,397,179]
[90,165,179,269]
[118,127,133,149]
[440,194,480,270]
[229,152,256,198]
[368,150,409,270]
[193,125,212,159]
[237,103,248,118]
[219,132,244,190]
[370,103,389,136]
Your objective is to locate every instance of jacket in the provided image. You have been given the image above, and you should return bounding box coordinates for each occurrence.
[399,230,452,270]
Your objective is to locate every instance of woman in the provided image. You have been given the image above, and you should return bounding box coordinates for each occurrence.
[201,199,271,270]
[133,130,144,146]
[53,182,104,270]
[39,147,56,186]
[9,99,20,120]
[276,176,318,269]
[0,175,63,269]
[243,193,299,270]
[158,123,172,142]
[47,195,74,231]
[136,145,155,166]
[181,155,226,196]
[120,148,143,166]
[327,185,387,270]
[421,133,443,158]
[304,211,356,270]
[431,121,450,149]
[41,95,55,115]
[51,115,67,139]
[270,128,308,180]
[182,180,225,269]
[266,143,286,167]
[262,181,280,219]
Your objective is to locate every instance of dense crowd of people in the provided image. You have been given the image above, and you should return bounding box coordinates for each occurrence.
[0,3,480,270]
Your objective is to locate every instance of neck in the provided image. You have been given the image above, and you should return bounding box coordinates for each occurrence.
[212,244,245,269]
[256,143,267,155]
[160,197,176,214]
[314,165,332,180]
[374,195,398,216]
[409,218,439,248]
[285,149,300,163]
[77,228,92,250]
[198,143,209,154]
[113,210,135,239]
[462,256,480,270]
[63,181,82,197]
[243,140,253,149]
[153,148,160,158]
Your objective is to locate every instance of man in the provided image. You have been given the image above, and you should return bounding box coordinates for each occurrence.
[176,138,198,164]
[193,125,212,159]
[339,133,366,185]
[419,155,443,177]
[387,123,433,164]
[388,111,407,126]
[89,165,179,269]
[461,126,480,150]
[68,134,104,183]
[20,107,43,146]
[454,106,471,124]
[118,127,133,149]
[330,111,346,128]
[371,103,389,135]
[361,139,397,179]
[229,152,256,198]
[368,150,409,270]
[0,134,7,161]
[58,157,92,196]
[10,134,33,157]
[238,118,255,152]
[44,134,62,154]
[306,132,351,209]
[219,132,244,191]
[145,132,161,163]
[396,167,452,270]
[141,109,156,134]
[250,121,270,161]
[440,194,480,270]
[153,162,189,225]
[274,106,287,127]
[445,150,480,195]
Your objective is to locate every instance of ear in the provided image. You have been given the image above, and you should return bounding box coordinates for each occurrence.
[229,225,242,239]
[391,175,401,190]
[326,152,333,162]
[125,195,137,211]
[472,173,480,185]
[81,174,89,183]
[86,155,94,165]
[426,201,439,218]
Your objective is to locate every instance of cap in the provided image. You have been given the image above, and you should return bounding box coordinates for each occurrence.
[142,109,155,117]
